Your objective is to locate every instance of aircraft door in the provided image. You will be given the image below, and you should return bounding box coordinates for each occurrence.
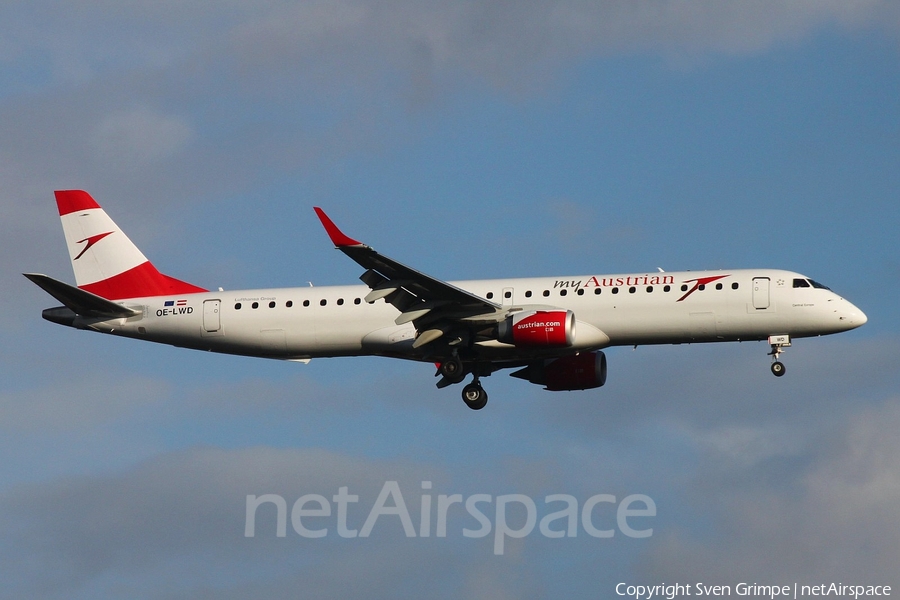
[752,277,770,310]
[203,299,221,332]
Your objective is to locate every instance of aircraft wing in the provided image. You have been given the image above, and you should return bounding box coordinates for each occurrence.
[314,208,502,347]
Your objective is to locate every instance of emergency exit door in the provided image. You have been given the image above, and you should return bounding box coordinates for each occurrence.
[203,299,221,332]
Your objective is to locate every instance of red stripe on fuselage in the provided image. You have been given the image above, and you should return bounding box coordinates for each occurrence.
[79,261,207,300]
[55,190,102,216]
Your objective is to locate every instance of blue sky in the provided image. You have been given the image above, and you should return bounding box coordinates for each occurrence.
[2,2,899,598]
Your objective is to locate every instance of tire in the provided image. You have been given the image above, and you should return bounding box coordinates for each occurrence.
[771,361,786,377]
[441,357,465,383]
[462,383,488,410]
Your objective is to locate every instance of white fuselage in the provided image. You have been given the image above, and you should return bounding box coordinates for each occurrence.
[73,268,866,363]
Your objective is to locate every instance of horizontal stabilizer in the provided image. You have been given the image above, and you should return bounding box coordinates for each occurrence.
[23,273,141,319]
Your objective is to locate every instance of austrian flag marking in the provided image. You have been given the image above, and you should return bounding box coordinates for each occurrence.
[156,299,193,317]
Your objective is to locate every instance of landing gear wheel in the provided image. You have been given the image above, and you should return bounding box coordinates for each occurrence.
[462,382,488,410]
[767,336,791,378]
[440,357,465,384]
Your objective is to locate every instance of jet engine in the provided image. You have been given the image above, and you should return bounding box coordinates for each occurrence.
[497,310,575,347]
[511,351,607,391]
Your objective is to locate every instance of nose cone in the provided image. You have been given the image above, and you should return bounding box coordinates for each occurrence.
[839,300,867,330]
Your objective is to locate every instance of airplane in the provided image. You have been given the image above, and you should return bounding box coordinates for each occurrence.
[26,190,867,410]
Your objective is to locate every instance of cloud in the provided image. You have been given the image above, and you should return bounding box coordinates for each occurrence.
[526,336,900,440]
[637,398,900,583]
[0,445,561,599]
[2,0,897,258]
[197,0,900,101]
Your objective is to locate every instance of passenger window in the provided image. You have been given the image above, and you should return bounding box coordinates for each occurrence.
[628,287,636,293]
[354,298,361,305]
[560,289,567,296]
[303,300,310,307]
[320,299,327,306]
[681,284,688,292]
[286,301,293,308]
[612,287,619,294]
[525,290,532,298]
[543,290,550,297]
[663,285,670,292]
[646,286,653,293]
[715,283,723,290]
[594,288,601,295]
[337,298,344,306]
[577,289,584,296]
[486,292,494,299]
[504,291,512,299]
[252,302,259,309]
[235,303,242,310]
[268,301,276,308]
[732,282,739,290]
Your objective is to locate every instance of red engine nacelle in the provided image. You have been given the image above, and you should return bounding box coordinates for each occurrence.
[510,351,607,391]
[498,310,575,347]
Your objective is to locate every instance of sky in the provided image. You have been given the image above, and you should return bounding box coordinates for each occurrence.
[2,1,900,598]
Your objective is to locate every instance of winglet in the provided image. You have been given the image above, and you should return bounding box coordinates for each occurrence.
[313,207,364,247]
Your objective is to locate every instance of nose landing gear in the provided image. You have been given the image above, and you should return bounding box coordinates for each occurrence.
[770,360,786,377]
[767,334,791,377]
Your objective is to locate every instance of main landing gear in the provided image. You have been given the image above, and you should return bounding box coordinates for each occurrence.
[767,334,791,377]
[462,379,488,410]
[435,358,489,410]
[438,356,466,384]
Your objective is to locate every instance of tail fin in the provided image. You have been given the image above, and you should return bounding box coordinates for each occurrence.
[55,190,207,300]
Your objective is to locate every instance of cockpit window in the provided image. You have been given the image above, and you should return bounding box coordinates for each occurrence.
[809,279,831,290]
[792,278,811,288]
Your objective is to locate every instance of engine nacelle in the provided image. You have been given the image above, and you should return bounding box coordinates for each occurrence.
[497,310,575,347]
[511,351,607,391]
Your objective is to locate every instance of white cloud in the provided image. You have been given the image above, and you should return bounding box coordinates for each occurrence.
[1,0,896,217]
[202,0,900,98]
[0,446,526,599]
[3,1,898,94]
[639,399,900,582]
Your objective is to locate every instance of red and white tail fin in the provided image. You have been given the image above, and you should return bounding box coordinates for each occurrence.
[56,190,207,300]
